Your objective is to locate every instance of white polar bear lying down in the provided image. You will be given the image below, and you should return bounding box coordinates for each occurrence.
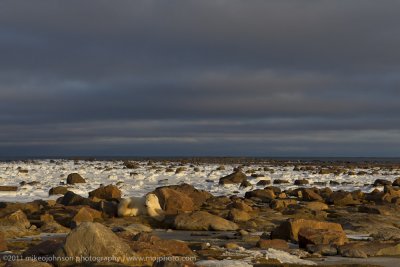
[117,193,165,221]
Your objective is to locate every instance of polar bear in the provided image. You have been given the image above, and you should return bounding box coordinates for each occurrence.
[117,193,165,221]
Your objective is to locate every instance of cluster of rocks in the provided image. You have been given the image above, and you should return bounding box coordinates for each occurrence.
[1,169,400,266]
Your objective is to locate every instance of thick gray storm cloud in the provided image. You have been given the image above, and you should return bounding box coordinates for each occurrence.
[0,0,400,157]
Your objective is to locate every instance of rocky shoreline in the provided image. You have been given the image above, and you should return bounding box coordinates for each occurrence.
[1,159,400,266]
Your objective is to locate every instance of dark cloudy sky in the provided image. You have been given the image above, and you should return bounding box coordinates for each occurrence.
[1,0,400,157]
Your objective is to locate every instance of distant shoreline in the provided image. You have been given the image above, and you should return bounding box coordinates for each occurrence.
[1,156,400,164]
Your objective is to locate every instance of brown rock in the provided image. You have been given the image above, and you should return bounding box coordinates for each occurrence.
[131,234,193,257]
[257,239,289,250]
[298,227,348,248]
[88,184,122,200]
[40,220,71,233]
[273,179,290,184]
[154,188,194,214]
[245,189,276,202]
[294,179,309,185]
[239,180,252,188]
[301,188,324,202]
[40,213,54,223]
[66,173,86,184]
[71,206,102,227]
[227,201,253,212]
[224,242,240,249]
[271,218,345,242]
[173,211,238,231]
[0,209,30,229]
[49,186,69,195]
[256,180,271,186]
[373,179,392,187]
[382,186,400,203]
[304,201,329,211]
[58,191,93,206]
[23,239,63,257]
[0,210,36,238]
[0,186,18,191]
[393,177,400,187]
[55,222,135,264]
[270,199,297,210]
[0,231,7,251]
[154,184,212,210]
[339,241,400,257]
[219,171,247,185]
[228,208,251,222]
[358,205,392,215]
[328,191,359,206]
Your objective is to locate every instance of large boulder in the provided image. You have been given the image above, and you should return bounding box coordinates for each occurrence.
[298,227,348,248]
[244,189,276,202]
[70,206,102,227]
[66,173,86,184]
[55,222,135,265]
[88,184,121,200]
[173,211,238,231]
[153,188,195,214]
[301,188,324,202]
[271,218,346,242]
[49,205,102,228]
[382,186,400,203]
[339,241,400,257]
[58,191,93,206]
[49,186,69,196]
[153,184,212,212]
[0,210,36,238]
[219,171,247,185]
[327,191,359,206]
